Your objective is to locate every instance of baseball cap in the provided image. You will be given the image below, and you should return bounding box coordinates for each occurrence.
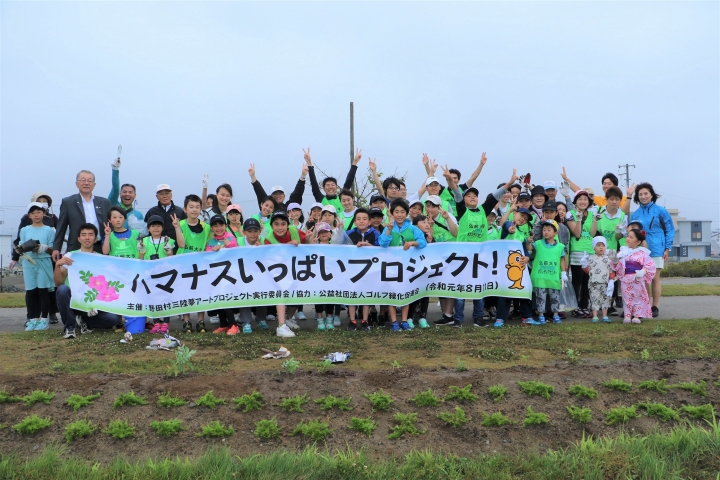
[370,194,386,205]
[425,176,441,186]
[368,207,384,217]
[540,219,559,231]
[592,236,606,249]
[517,191,531,201]
[27,202,46,214]
[425,195,442,206]
[226,204,242,214]
[156,184,172,193]
[310,202,323,211]
[321,204,337,215]
[287,202,302,211]
[515,207,532,220]
[270,210,289,223]
[544,181,557,191]
[243,218,261,230]
[542,201,557,212]
[209,214,226,226]
[147,215,164,226]
[271,185,285,194]
[462,187,479,197]
[315,222,332,232]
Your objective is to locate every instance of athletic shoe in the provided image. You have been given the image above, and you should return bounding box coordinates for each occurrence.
[434,315,455,326]
[234,313,240,323]
[242,323,252,334]
[451,320,463,328]
[196,320,206,333]
[369,311,378,326]
[473,320,489,327]
[208,315,220,324]
[285,318,300,330]
[182,321,193,333]
[227,324,240,335]
[340,305,347,311]
[296,311,307,321]
[159,323,169,334]
[115,323,125,333]
[553,315,562,324]
[483,310,490,320]
[78,317,93,334]
[35,318,49,330]
[213,327,230,334]
[538,316,546,325]
[494,319,504,328]
[150,323,162,334]
[418,318,429,329]
[524,318,542,326]
[602,316,611,323]
[406,319,415,329]
[558,311,567,319]
[651,306,659,318]
[360,321,370,331]
[623,317,631,324]
[317,318,326,331]
[325,319,335,330]
[607,306,619,317]
[63,328,76,339]
[400,321,411,330]
[48,313,59,324]
[631,317,642,324]
[257,320,269,330]
[347,322,357,331]
[25,319,38,331]
[377,313,388,328]
[592,316,599,323]
[390,322,400,332]
[333,315,341,327]
[266,314,276,321]
[276,324,296,338]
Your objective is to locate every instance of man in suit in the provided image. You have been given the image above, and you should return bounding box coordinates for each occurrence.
[52,170,112,261]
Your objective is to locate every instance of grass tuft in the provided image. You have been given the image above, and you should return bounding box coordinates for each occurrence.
[567,406,592,424]
[638,379,670,394]
[195,390,226,408]
[518,381,554,399]
[157,392,188,408]
[314,395,352,411]
[64,419,96,442]
[680,404,715,420]
[277,394,309,413]
[65,393,101,412]
[197,420,234,438]
[21,390,56,407]
[388,412,425,439]
[349,417,377,437]
[364,390,394,412]
[103,420,135,439]
[605,405,640,425]
[410,389,443,407]
[13,414,53,434]
[0,389,20,403]
[568,384,599,399]
[112,392,148,409]
[488,384,507,402]
[602,378,633,392]
[254,418,281,439]
[232,391,265,413]
[523,406,549,426]
[670,380,707,397]
[637,402,680,422]
[290,419,332,441]
[437,406,469,428]
[444,384,478,403]
[150,419,187,437]
[481,412,514,427]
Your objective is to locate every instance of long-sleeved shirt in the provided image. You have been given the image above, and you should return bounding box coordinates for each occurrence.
[378,220,428,248]
[251,178,305,210]
[108,168,144,228]
[307,165,358,206]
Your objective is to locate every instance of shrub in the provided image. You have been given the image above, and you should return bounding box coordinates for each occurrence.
[314,395,352,411]
[197,420,234,438]
[21,390,56,407]
[605,406,640,425]
[638,379,670,394]
[290,420,332,441]
[568,385,599,400]
[364,390,394,412]
[104,420,135,439]
[150,419,187,437]
[455,358,468,372]
[66,393,101,412]
[232,391,265,412]
[671,381,707,397]
[0,390,20,403]
[488,385,507,403]
[112,392,148,409]
[13,415,53,434]
[388,413,425,439]
[637,402,680,422]
[254,419,281,439]
[167,345,196,377]
[349,417,377,437]
[278,394,309,413]
[65,419,96,442]
[195,391,226,409]
[567,406,592,424]
[602,379,632,392]
[523,406,549,426]
[157,392,188,408]
[281,358,300,374]
[661,259,720,278]
[681,404,715,420]
[437,407,469,428]
[481,412,514,427]
[410,389,443,407]
[518,381,554,400]
[444,385,478,403]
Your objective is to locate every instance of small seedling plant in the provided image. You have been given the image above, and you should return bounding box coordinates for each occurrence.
[671,380,708,397]
[640,349,650,360]
[518,381,554,400]
[281,358,300,374]
[317,359,334,374]
[349,417,377,437]
[488,385,507,403]
[157,392,188,408]
[113,392,148,409]
[66,393,101,412]
[567,406,592,424]
[568,385,599,400]
[364,390,394,412]
[410,389,443,407]
[150,419,187,437]
[681,404,714,420]
[196,391,226,409]
[290,420,332,441]
[637,402,680,422]
[602,379,633,392]
[388,413,425,439]
[481,412,514,427]
[278,394,309,413]
[198,420,234,438]
[456,358,468,372]
[104,420,135,439]
[233,391,265,412]
[13,415,53,434]
[65,419,96,442]
[254,419,281,439]
[638,379,669,394]
[566,349,580,363]
[167,345,196,377]
[444,385,478,403]
[437,407,469,428]
[523,406,549,426]
[314,395,352,411]
[605,406,640,425]
[21,390,56,407]
[0,390,20,403]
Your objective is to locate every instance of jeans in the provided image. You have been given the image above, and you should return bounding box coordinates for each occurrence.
[454,298,485,323]
[56,285,119,330]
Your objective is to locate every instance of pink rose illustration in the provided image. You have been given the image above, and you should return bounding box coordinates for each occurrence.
[88,275,108,292]
[96,288,119,302]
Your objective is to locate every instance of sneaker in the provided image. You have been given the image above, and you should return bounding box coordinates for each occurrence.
[208,315,220,324]
[196,320,206,333]
[369,311,378,326]
[347,322,357,331]
[524,318,542,326]
[35,318,49,330]
[150,323,162,334]
[78,316,93,334]
[608,306,619,317]
[159,323,169,334]
[213,327,230,334]
[378,313,388,327]
[406,319,415,330]
[553,315,562,324]
[257,320,269,330]
[242,323,252,334]
[48,313,59,324]
[538,316,546,325]
[473,319,489,327]
[434,315,455,326]
[182,321,193,333]
[296,311,307,321]
[418,318,429,328]
[390,322,400,332]
[558,311,567,319]
[360,321,370,331]
[602,316,611,323]
[25,319,38,331]
[276,324,296,338]
[325,318,335,330]
[317,318,326,331]
[285,318,300,330]
[333,315,341,327]
[227,324,240,335]
[400,321,411,330]
[623,317,631,324]
[592,316,599,323]
[115,323,125,333]
[494,319,504,328]
[63,328,76,339]
[451,320,463,328]
[631,317,642,324]
[266,314,276,321]
[651,306,659,318]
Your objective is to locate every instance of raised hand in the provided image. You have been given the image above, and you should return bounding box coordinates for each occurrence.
[440,209,450,219]
[368,158,377,172]
[422,153,430,167]
[429,159,438,175]
[561,166,569,182]
[104,222,112,236]
[559,181,571,197]
[480,152,487,166]
[440,164,452,180]
[170,214,179,228]
[626,184,636,197]
[110,157,121,169]
[202,174,209,189]
[301,162,309,177]
[352,148,362,165]
[248,163,256,177]
[302,148,312,166]
[509,168,518,184]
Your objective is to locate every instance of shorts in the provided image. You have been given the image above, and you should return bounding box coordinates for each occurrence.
[651,256,664,269]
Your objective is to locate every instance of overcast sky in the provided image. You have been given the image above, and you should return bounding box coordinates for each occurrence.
[1,1,718,235]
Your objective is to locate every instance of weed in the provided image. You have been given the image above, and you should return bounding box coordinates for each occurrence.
[518,381,554,400]
[638,379,670,394]
[488,385,507,403]
[104,420,135,439]
[232,391,265,412]
[157,392,188,408]
[150,419,187,437]
[65,419,96,442]
[680,404,715,420]
[694,344,708,357]
[0,390,20,403]
[651,325,666,336]
[481,412,514,427]
[13,415,53,434]
[637,402,680,422]
[602,379,633,392]
[197,420,234,438]
[317,359,334,374]
[112,392,148,409]
[455,358,467,372]
[281,357,300,374]
[167,345,196,377]
[254,418,281,439]
[605,406,640,425]
[278,394,309,413]
[314,395,352,411]
[364,390,394,412]
[390,360,402,369]
[349,417,377,437]
[410,389,443,407]
[523,406,549,426]
[640,349,650,360]
[715,378,720,387]
[66,393,101,412]
[671,380,707,397]
[290,419,332,441]
[566,349,580,363]
[444,385,478,403]
[568,385,599,400]
[520,355,529,362]
[21,390,56,407]
[196,391,227,409]
[388,412,425,439]
[437,407,469,428]
[567,406,592,424]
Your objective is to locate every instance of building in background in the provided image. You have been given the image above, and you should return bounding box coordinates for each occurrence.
[673,220,713,261]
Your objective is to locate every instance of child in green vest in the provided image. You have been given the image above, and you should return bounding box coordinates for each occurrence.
[235,218,268,333]
[140,215,180,334]
[311,222,341,331]
[178,195,210,333]
[102,206,140,258]
[526,220,567,325]
[486,211,501,240]
[566,190,596,318]
[226,204,244,243]
[424,195,458,242]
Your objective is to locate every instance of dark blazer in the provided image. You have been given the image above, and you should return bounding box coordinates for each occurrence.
[53,194,112,252]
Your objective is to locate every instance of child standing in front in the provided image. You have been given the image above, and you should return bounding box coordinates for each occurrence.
[102,207,140,259]
[206,214,240,335]
[583,237,614,324]
[235,218,268,333]
[612,229,656,324]
[19,203,55,331]
[526,220,567,326]
[309,222,341,331]
[178,194,210,333]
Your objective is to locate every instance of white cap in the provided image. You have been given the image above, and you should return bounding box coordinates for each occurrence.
[321,204,337,214]
[543,181,557,190]
[156,184,172,192]
[271,185,285,194]
[425,195,442,206]
[27,202,47,213]
[425,177,441,186]
[310,202,323,210]
[592,237,607,249]
[287,202,302,211]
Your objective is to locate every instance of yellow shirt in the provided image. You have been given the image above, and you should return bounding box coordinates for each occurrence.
[593,195,627,208]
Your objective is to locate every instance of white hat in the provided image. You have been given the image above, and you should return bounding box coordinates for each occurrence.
[321,204,337,214]
[425,195,442,206]
[310,202,323,210]
[592,237,607,249]
[543,181,557,191]
[425,177,441,186]
[27,202,47,213]
[156,184,172,192]
[287,202,302,211]
[271,185,285,194]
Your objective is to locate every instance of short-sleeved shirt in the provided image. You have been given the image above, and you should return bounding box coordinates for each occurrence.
[587,254,613,284]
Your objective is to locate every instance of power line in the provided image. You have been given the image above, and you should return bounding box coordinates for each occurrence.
[617,164,635,189]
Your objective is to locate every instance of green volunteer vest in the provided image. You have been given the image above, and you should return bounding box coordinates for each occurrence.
[431,216,456,243]
[569,211,594,254]
[251,214,272,233]
[530,240,565,290]
[389,227,417,247]
[266,225,301,244]
[178,220,210,254]
[487,225,502,241]
[596,210,625,251]
[341,212,355,231]
[457,209,488,243]
[228,227,244,243]
[142,236,173,259]
[108,230,140,258]
[321,196,343,213]
[439,187,459,216]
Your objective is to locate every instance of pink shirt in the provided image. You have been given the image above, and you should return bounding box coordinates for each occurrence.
[206,232,238,251]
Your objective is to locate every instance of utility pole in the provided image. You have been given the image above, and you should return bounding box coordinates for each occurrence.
[350,102,356,194]
[618,164,635,189]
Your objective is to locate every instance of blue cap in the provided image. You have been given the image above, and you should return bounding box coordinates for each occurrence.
[515,207,532,219]
[544,181,557,191]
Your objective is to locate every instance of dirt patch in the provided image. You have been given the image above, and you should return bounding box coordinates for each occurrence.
[0,359,718,462]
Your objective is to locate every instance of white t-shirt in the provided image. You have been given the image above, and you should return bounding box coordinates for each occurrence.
[82,195,100,232]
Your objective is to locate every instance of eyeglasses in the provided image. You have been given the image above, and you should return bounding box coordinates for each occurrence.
[77,179,95,184]
[387,186,399,191]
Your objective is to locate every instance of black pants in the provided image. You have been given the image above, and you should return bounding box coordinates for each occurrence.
[26,288,50,318]
[316,304,340,316]
[571,265,590,309]
[217,309,237,328]
[408,297,429,317]
[496,297,533,321]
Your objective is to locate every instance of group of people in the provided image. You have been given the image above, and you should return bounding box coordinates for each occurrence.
[10,148,675,339]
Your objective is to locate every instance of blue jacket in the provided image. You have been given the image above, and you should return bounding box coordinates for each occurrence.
[379,220,428,248]
[108,168,145,229]
[630,201,675,257]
